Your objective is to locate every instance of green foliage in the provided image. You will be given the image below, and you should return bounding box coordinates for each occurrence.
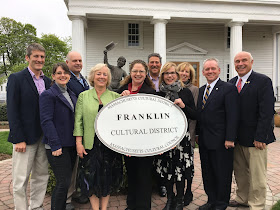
[0,17,37,76]
[0,131,12,155]
[0,17,72,82]
[272,200,280,210]
[47,165,56,194]
[40,34,71,78]
[0,103,7,121]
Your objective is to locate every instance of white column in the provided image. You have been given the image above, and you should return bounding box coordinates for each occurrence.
[151,17,169,65]
[272,26,280,101]
[70,16,87,76]
[228,21,244,78]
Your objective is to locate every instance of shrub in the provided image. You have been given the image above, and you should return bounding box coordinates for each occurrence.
[0,103,7,121]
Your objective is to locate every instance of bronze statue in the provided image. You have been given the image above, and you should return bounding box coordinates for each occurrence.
[104,50,127,91]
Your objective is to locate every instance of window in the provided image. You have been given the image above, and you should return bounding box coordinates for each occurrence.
[227,27,231,49]
[128,23,139,46]
[124,22,143,49]
[226,64,230,81]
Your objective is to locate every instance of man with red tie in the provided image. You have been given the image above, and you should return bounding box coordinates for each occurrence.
[229,51,275,210]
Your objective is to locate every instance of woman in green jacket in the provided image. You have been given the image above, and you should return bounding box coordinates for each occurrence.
[74,63,122,210]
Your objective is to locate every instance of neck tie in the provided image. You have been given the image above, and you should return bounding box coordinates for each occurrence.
[237,78,242,93]
[202,85,210,109]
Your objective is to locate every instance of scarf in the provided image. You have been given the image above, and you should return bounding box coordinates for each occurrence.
[159,80,182,102]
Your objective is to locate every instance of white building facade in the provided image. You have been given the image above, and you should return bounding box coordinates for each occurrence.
[65,0,280,101]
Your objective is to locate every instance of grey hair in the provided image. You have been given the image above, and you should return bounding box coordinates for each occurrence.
[203,58,220,69]
[148,53,162,64]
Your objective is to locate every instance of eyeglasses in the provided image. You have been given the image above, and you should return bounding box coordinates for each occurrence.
[131,70,146,74]
[163,72,176,75]
[55,71,70,76]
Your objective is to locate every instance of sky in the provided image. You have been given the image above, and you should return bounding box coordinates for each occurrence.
[0,0,72,38]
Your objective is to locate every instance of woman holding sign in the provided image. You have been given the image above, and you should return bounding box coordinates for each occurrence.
[74,63,123,210]
[117,60,156,210]
[156,62,196,210]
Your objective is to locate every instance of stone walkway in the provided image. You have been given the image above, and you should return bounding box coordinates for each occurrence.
[0,127,280,210]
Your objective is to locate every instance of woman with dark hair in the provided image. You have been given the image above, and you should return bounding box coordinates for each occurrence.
[117,59,156,210]
[177,62,199,206]
[156,62,196,210]
[39,62,77,210]
[74,63,123,210]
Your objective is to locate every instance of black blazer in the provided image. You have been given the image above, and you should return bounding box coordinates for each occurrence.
[157,87,197,121]
[7,68,51,145]
[40,83,77,151]
[197,79,239,150]
[117,82,156,95]
[67,73,89,97]
[229,71,275,146]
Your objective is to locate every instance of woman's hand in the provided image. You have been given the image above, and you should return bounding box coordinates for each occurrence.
[174,98,185,108]
[121,90,130,96]
[76,136,88,158]
[52,148,62,156]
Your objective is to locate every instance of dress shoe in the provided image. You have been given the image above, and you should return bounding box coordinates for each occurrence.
[174,197,184,210]
[65,203,75,210]
[198,203,213,210]
[228,200,249,207]
[159,185,167,197]
[73,194,89,204]
[184,192,193,206]
[163,196,175,210]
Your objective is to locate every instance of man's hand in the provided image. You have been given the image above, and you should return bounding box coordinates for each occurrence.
[225,141,234,149]
[15,142,26,153]
[253,140,266,150]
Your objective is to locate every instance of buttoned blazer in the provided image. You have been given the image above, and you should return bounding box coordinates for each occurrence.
[229,71,275,146]
[74,88,120,150]
[197,79,239,150]
[7,68,51,145]
[67,73,89,97]
[39,83,77,151]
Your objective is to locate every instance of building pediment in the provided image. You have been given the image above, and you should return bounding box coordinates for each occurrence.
[167,42,208,55]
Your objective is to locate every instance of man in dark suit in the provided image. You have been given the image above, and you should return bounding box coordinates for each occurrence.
[7,43,51,210]
[197,58,239,210]
[65,51,89,208]
[229,51,275,210]
[66,51,89,97]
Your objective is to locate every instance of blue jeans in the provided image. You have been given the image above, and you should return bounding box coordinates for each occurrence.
[46,147,76,210]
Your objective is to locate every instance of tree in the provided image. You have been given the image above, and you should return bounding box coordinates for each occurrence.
[39,34,71,78]
[0,17,38,76]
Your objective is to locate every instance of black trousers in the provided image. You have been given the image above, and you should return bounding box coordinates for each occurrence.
[46,147,76,210]
[199,146,233,210]
[125,156,153,210]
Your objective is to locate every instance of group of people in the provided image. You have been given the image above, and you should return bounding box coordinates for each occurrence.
[6,42,275,210]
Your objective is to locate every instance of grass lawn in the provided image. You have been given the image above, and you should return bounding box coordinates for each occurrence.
[272,200,280,210]
[0,131,12,155]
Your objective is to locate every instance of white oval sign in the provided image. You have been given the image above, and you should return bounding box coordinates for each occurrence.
[95,94,188,157]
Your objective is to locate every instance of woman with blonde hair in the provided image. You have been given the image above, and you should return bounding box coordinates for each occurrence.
[177,62,199,206]
[74,63,123,210]
[156,62,196,210]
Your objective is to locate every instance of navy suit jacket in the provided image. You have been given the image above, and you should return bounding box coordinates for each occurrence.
[67,73,89,97]
[229,71,275,146]
[197,79,239,150]
[39,83,77,151]
[7,68,51,145]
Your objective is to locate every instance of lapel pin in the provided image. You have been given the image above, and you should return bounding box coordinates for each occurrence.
[245,81,250,84]
[216,88,218,90]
